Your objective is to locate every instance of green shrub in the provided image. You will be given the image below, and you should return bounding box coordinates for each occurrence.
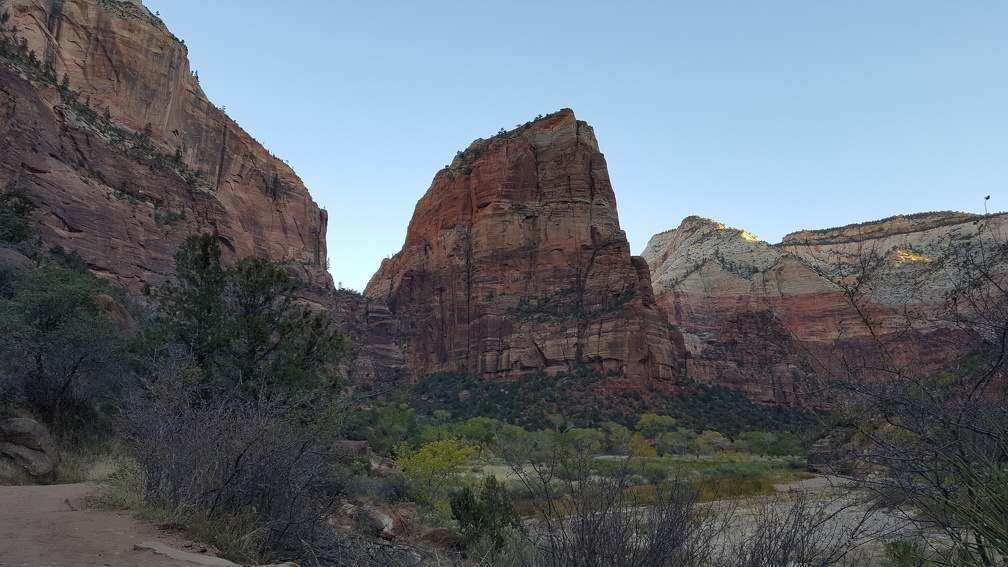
[450,475,520,550]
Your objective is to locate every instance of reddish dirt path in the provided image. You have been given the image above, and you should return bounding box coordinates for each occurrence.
[0,483,235,566]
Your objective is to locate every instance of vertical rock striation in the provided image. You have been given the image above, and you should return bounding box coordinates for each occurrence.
[366,109,679,385]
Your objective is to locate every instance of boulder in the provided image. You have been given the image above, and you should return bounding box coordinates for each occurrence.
[0,417,61,476]
[0,248,34,275]
[333,501,417,540]
[418,527,458,549]
[331,439,372,464]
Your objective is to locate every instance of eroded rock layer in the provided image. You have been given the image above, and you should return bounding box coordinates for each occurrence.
[643,212,1004,405]
[1,0,329,290]
[366,110,679,385]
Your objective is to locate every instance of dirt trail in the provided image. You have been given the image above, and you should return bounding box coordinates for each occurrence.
[0,483,237,567]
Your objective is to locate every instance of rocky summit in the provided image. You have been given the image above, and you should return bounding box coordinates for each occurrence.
[365,110,679,385]
[1,0,330,290]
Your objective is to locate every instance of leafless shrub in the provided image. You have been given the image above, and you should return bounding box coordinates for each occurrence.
[122,350,343,563]
[500,436,728,567]
[818,217,1008,565]
[724,490,878,567]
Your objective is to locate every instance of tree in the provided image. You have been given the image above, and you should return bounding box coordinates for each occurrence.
[394,437,478,514]
[156,233,226,372]
[153,234,347,396]
[458,416,497,458]
[0,263,124,439]
[691,430,732,455]
[0,181,34,244]
[450,474,520,551]
[603,421,632,453]
[635,413,677,439]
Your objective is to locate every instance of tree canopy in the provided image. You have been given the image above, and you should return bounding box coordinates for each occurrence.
[152,234,347,397]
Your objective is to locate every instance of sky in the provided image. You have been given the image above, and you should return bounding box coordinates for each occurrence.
[143,1,1008,293]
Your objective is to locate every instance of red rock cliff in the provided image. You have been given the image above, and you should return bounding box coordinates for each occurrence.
[1,0,330,289]
[366,110,679,385]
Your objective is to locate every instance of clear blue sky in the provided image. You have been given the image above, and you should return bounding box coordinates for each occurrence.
[144,1,1008,293]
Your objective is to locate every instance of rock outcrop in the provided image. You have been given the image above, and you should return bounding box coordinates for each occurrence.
[0,0,330,290]
[643,212,1004,405]
[366,110,679,385]
[0,417,60,476]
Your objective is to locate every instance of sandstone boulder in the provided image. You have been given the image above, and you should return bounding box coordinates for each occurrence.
[418,527,458,549]
[337,502,416,540]
[0,248,34,274]
[0,417,60,476]
[0,248,35,293]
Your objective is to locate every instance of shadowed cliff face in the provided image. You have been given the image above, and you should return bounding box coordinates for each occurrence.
[1,0,330,290]
[366,109,680,385]
[643,212,1005,405]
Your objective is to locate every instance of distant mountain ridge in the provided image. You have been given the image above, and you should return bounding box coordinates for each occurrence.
[642,210,1006,405]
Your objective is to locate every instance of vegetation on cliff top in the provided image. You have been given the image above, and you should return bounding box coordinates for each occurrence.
[781,210,983,246]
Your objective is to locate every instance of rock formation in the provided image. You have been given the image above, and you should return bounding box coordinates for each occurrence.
[643,212,1004,404]
[0,0,330,290]
[0,417,60,476]
[366,110,679,385]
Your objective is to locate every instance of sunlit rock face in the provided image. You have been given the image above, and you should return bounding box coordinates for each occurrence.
[366,109,681,385]
[643,212,1006,405]
[1,0,330,290]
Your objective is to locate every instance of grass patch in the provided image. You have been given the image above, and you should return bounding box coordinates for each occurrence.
[56,445,133,484]
[693,476,776,501]
[0,439,135,486]
[668,456,813,485]
[90,457,147,510]
[88,454,265,564]
[0,458,32,485]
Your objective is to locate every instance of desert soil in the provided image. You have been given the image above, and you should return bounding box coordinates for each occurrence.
[0,483,237,567]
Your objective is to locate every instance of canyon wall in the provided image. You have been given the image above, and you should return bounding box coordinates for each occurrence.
[0,0,329,290]
[366,110,680,385]
[643,212,1004,404]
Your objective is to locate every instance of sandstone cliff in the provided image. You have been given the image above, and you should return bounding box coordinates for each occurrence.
[366,110,679,385]
[0,0,329,290]
[643,212,1003,404]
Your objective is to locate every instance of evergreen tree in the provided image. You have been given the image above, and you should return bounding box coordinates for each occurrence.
[153,234,346,396]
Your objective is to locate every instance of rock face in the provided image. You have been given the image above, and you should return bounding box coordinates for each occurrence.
[0,417,60,476]
[0,0,330,290]
[366,110,679,385]
[643,212,1002,405]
